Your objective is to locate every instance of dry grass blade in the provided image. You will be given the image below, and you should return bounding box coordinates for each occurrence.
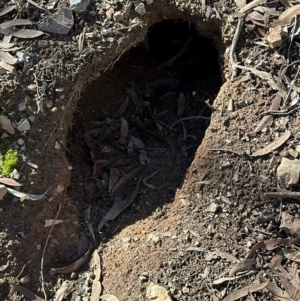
[0,5,16,16]
[229,257,256,276]
[251,130,291,156]
[112,165,142,193]
[14,286,44,301]
[52,247,91,274]
[223,281,269,301]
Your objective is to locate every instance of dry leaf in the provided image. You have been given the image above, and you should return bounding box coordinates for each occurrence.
[98,175,142,231]
[0,61,17,76]
[177,92,186,116]
[44,219,64,227]
[14,286,43,301]
[112,165,142,193]
[0,5,16,17]
[0,115,15,134]
[238,0,264,13]
[54,281,73,301]
[7,187,47,201]
[0,19,32,29]
[12,29,44,38]
[260,275,290,301]
[143,170,166,189]
[0,51,18,65]
[109,167,120,193]
[252,130,291,156]
[229,257,256,276]
[223,281,269,301]
[0,177,22,186]
[52,247,91,274]
[0,42,15,49]
[118,117,128,144]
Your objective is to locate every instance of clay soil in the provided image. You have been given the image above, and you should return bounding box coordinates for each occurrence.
[1,0,300,300]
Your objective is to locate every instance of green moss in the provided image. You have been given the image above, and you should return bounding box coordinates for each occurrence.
[1,149,19,176]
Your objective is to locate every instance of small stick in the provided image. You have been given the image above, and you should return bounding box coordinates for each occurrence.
[282,65,300,107]
[170,115,210,128]
[209,148,243,156]
[259,105,300,116]
[40,203,62,301]
[264,190,300,200]
[230,17,244,80]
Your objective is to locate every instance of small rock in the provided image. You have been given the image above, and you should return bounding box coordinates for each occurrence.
[277,157,300,188]
[18,102,26,112]
[27,83,37,92]
[106,7,114,19]
[146,282,172,301]
[0,185,7,201]
[1,133,8,138]
[17,138,24,146]
[45,100,53,108]
[17,119,30,132]
[61,105,65,111]
[70,0,90,13]
[54,141,61,149]
[37,40,49,48]
[207,202,220,213]
[10,169,20,180]
[38,8,74,35]
[289,148,298,158]
[51,107,58,112]
[135,3,146,15]
[28,116,35,123]
[70,272,77,279]
[267,26,283,49]
[145,0,153,4]
[113,11,124,22]
[182,287,190,294]
[20,276,29,284]
[147,233,161,245]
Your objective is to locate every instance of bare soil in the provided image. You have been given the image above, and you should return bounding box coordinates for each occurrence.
[1,0,300,300]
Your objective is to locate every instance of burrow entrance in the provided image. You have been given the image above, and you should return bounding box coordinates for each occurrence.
[67,19,221,243]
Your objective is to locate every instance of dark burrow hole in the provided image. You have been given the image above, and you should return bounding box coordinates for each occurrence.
[67,19,221,245]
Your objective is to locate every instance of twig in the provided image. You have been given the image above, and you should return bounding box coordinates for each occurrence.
[264,190,300,200]
[209,148,243,156]
[170,115,210,128]
[282,65,300,107]
[40,203,62,301]
[230,17,244,81]
[259,105,300,116]
[287,16,297,64]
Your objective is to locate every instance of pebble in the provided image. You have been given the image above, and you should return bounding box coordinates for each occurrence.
[17,138,24,146]
[17,119,30,132]
[27,83,37,92]
[18,102,26,111]
[113,11,124,22]
[11,169,20,180]
[28,116,35,123]
[182,287,190,294]
[54,141,61,149]
[135,3,146,15]
[0,185,7,201]
[52,107,58,112]
[45,100,53,108]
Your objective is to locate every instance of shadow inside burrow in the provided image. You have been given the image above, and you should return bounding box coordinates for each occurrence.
[66,19,221,250]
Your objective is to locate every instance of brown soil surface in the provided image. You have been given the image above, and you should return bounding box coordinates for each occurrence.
[1,0,300,300]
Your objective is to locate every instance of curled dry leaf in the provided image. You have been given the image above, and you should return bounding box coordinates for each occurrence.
[7,187,47,201]
[0,115,15,134]
[143,170,166,189]
[251,130,291,156]
[52,247,91,274]
[223,281,269,301]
